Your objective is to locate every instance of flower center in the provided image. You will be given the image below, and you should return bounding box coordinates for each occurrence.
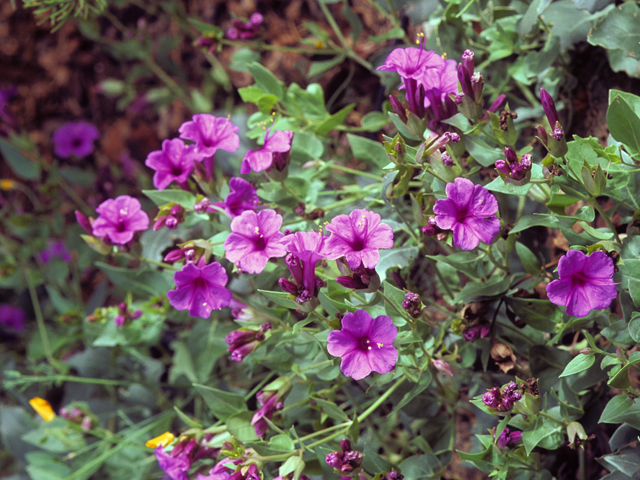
[171,166,183,176]
[351,237,365,252]
[116,221,126,232]
[253,235,266,251]
[71,138,82,148]
[359,337,372,351]
[456,208,469,222]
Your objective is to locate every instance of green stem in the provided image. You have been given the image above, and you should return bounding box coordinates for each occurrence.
[143,258,180,271]
[327,164,383,181]
[296,422,349,443]
[380,291,410,322]
[538,411,568,426]
[357,375,406,422]
[478,246,509,272]
[7,374,130,387]
[220,39,338,55]
[591,199,622,244]
[57,174,93,216]
[26,273,53,364]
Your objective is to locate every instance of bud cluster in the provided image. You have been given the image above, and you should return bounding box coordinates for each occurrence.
[60,406,93,431]
[225,323,273,362]
[402,291,422,317]
[227,13,263,40]
[113,302,142,327]
[325,439,363,477]
[494,146,532,186]
[482,381,523,412]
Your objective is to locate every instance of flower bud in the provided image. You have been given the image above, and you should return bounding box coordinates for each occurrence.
[389,95,407,123]
[75,210,93,234]
[462,49,474,74]
[433,359,453,376]
[495,159,510,176]
[488,94,506,113]
[536,125,548,145]
[519,154,532,170]
[540,88,560,127]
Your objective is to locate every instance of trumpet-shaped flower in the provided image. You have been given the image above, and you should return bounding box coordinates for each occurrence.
[92,195,149,244]
[327,310,398,380]
[167,262,232,318]
[178,114,240,159]
[545,250,618,317]
[0,304,26,332]
[324,209,394,269]
[145,138,195,190]
[52,121,100,158]
[433,177,500,250]
[224,209,286,274]
[213,177,259,217]
[240,129,293,174]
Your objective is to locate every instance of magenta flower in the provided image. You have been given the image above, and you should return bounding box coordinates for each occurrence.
[324,209,394,270]
[240,129,293,174]
[327,310,398,380]
[91,195,149,244]
[145,138,196,190]
[38,241,71,264]
[433,177,500,251]
[420,59,458,107]
[545,250,618,318]
[224,209,287,274]
[197,461,235,480]
[178,114,240,159]
[496,428,523,449]
[226,322,272,362]
[377,47,444,81]
[0,87,17,128]
[52,121,100,158]
[213,177,259,217]
[155,445,192,480]
[251,390,284,437]
[279,231,326,303]
[167,262,232,318]
[0,304,26,332]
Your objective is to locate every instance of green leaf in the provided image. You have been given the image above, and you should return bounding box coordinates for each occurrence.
[193,384,247,422]
[362,444,394,473]
[515,242,541,275]
[174,406,203,428]
[629,313,640,343]
[392,371,432,414]
[600,394,640,429]
[0,139,40,180]
[269,434,295,451]
[316,104,355,136]
[248,62,284,100]
[522,416,562,455]
[360,111,389,131]
[606,95,640,158]
[382,280,406,320]
[510,214,559,234]
[618,236,640,283]
[142,189,196,209]
[258,289,300,310]
[308,54,346,77]
[169,341,199,384]
[375,245,419,283]
[291,130,324,162]
[463,135,503,167]
[230,48,261,72]
[187,18,223,36]
[347,133,389,168]
[588,2,640,70]
[453,277,511,304]
[311,396,349,421]
[504,297,560,331]
[96,263,173,297]
[426,252,490,280]
[485,164,545,196]
[368,27,406,42]
[559,353,596,377]
[227,411,260,442]
[399,453,441,480]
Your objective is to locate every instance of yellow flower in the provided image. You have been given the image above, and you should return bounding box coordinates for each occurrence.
[0,179,16,190]
[29,397,56,422]
[145,431,175,448]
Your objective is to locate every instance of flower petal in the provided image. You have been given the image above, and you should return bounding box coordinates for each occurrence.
[327,330,359,357]
[340,350,372,380]
[557,250,587,278]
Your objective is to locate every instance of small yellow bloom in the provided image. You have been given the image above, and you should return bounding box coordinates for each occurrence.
[145,431,175,448]
[29,397,56,422]
[0,179,16,190]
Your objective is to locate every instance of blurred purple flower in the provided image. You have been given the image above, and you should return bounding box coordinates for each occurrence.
[145,138,196,190]
[178,114,240,160]
[324,209,394,269]
[240,129,293,174]
[377,46,444,81]
[225,323,272,362]
[251,390,283,437]
[420,59,458,107]
[433,177,500,250]
[0,304,26,331]
[0,87,17,127]
[463,323,490,341]
[197,460,235,480]
[546,250,618,317]
[327,310,398,380]
[213,177,259,217]
[91,195,149,244]
[224,209,286,274]
[167,262,232,318]
[52,121,100,158]
[39,241,71,264]
[227,13,263,40]
[155,444,192,480]
[496,427,523,449]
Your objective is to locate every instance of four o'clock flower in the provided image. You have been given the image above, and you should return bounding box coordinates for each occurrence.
[537,88,568,157]
[324,209,394,270]
[251,377,290,437]
[495,427,523,449]
[327,309,398,380]
[224,209,287,274]
[178,114,240,159]
[326,439,364,476]
[226,322,273,361]
[0,304,26,332]
[545,250,618,318]
[240,129,293,174]
[92,195,149,244]
[167,262,232,318]
[52,121,100,158]
[212,177,259,218]
[278,231,326,306]
[433,177,500,251]
[145,138,196,190]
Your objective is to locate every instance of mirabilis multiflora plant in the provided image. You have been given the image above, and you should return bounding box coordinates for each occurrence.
[21,22,640,480]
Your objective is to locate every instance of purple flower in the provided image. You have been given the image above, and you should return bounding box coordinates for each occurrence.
[251,390,283,437]
[0,305,26,332]
[52,121,100,158]
[197,461,235,480]
[279,231,326,303]
[433,359,453,376]
[38,241,71,264]
[240,129,293,174]
[545,250,618,317]
[225,323,272,362]
[540,88,560,128]
[167,262,232,318]
[325,439,364,475]
[496,428,522,449]
[155,445,192,480]
[377,47,445,81]
[464,323,490,341]
[327,310,398,380]
[324,209,394,270]
[145,138,196,190]
[213,177,259,217]
[91,195,149,244]
[178,114,240,159]
[224,209,287,274]
[0,87,17,127]
[420,59,458,107]
[433,178,500,251]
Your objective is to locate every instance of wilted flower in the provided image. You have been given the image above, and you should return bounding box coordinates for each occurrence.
[546,250,618,317]
[326,439,364,475]
[240,129,293,174]
[167,262,232,318]
[463,323,490,341]
[154,436,220,480]
[145,138,196,190]
[433,177,500,250]
[113,302,142,327]
[335,260,380,293]
[482,381,523,412]
[327,310,398,380]
[0,86,17,129]
[324,209,394,270]
[224,209,287,274]
[495,147,533,185]
[52,121,100,158]
[91,195,149,244]
[197,460,235,480]
[251,378,290,437]
[0,304,26,332]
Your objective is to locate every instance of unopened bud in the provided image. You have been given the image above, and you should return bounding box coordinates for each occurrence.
[441,153,454,167]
